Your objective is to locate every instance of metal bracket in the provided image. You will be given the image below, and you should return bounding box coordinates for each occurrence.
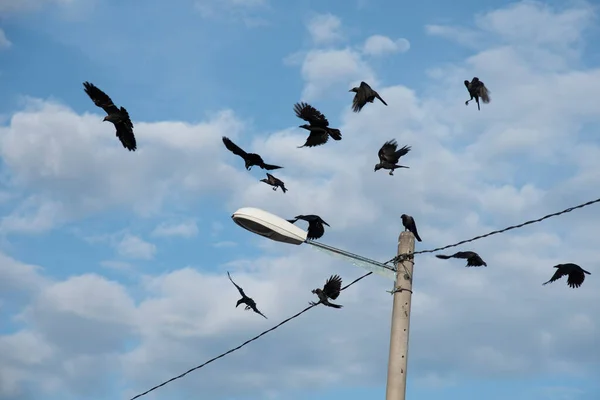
[386,286,413,295]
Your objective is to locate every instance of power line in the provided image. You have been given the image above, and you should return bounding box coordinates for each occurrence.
[128,271,373,400]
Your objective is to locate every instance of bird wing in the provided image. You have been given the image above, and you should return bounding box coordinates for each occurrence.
[113,107,137,151]
[394,145,411,160]
[378,140,399,162]
[251,304,268,319]
[478,83,490,103]
[306,220,325,240]
[543,267,568,285]
[266,173,275,182]
[82,81,121,115]
[227,271,246,297]
[222,137,248,158]
[300,129,329,148]
[451,251,475,259]
[323,274,342,300]
[351,82,372,112]
[567,269,586,288]
[294,102,329,127]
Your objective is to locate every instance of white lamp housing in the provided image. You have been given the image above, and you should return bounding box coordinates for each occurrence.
[231,207,308,245]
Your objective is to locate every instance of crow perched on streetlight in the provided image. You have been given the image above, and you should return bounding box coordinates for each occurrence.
[294,102,342,148]
[222,136,282,171]
[310,274,343,308]
[435,251,487,267]
[287,214,330,240]
[349,81,388,113]
[375,140,411,175]
[401,214,422,242]
[260,173,287,193]
[542,263,591,289]
[464,77,490,111]
[83,81,137,151]
[227,272,267,319]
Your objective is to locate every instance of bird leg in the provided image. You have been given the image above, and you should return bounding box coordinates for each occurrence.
[272,187,277,191]
[244,305,251,310]
[389,170,394,176]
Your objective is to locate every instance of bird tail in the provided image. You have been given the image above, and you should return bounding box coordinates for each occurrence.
[394,164,410,169]
[325,302,343,309]
[435,254,452,259]
[287,218,298,224]
[281,185,288,193]
[327,128,342,141]
[262,163,283,170]
[476,99,481,111]
[479,86,490,104]
[413,231,422,242]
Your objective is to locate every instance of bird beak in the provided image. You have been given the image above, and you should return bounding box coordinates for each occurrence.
[348,89,353,92]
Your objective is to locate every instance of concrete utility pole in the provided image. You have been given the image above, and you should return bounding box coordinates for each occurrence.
[385,231,416,400]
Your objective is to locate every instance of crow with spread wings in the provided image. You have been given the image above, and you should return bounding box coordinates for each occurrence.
[294,102,342,148]
[287,214,330,240]
[374,140,411,175]
[222,136,282,171]
[310,274,343,309]
[542,263,591,289]
[260,173,287,193]
[464,77,490,111]
[436,251,487,267]
[227,271,267,319]
[349,81,388,113]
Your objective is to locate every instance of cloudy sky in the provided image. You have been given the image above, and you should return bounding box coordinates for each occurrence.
[1,0,600,399]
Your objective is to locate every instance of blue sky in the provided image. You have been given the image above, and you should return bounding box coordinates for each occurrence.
[0,0,599,399]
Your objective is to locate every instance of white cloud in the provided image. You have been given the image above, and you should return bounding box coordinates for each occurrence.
[151,219,199,238]
[362,35,410,56]
[0,28,11,50]
[194,0,269,26]
[115,234,156,260]
[306,13,344,45]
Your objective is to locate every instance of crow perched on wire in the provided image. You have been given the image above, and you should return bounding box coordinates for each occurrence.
[222,136,282,171]
[464,77,490,111]
[401,214,422,242]
[375,140,411,175]
[294,102,342,148]
[310,274,343,308]
[287,214,329,240]
[82,81,137,151]
[436,251,487,267]
[227,271,267,318]
[260,173,287,193]
[349,81,388,113]
[542,263,591,289]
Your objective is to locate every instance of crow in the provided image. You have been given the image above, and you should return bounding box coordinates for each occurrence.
[435,251,487,267]
[375,140,411,175]
[349,81,388,113]
[222,136,282,171]
[542,263,591,289]
[310,274,343,308]
[401,214,422,242]
[294,102,342,148]
[260,173,287,193]
[464,77,490,111]
[227,271,267,318]
[287,214,329,240]
[83,81,137,151]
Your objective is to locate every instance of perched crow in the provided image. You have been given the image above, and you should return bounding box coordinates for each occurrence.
[375,140,411,175]
[222,136,282,171]
[542,263,591,289]
[227,271,267,318]
[310,274,343,308]
[287,215,330,240]
[464,77,490,111]
[260,173,287,193]
[294,102,342,148]
[83,81,137,151]
[401,214,422,242]
[436,251,487,267]
[349,81,388,113]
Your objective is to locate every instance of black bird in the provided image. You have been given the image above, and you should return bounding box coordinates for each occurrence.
[287,214,329,240]
[436,251,487,267]
[294,102,342,148]
[227,271,267,318]
[310,274,343,308]
[83,81,137,151]
[260,173,287,193]
[464,77,490,111]
[222,136,282,171]
[349,81,388,113]
[401,214,422,242]
[542,263,591,289]
[375,140,411,175]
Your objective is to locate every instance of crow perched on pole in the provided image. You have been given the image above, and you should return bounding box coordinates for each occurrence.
[83,81,137,151]
[310,274,343,308]
[287,214,330,240]
[464,77,490,111]
[542,263,591,289]
[349,81,388,113]
[222,136,282,171]
[294,102,342,148]
[375,140,411,175]
[401,214,422,242]
[435,251,487,267]
[260,173,287,193]
[227,272,267,318]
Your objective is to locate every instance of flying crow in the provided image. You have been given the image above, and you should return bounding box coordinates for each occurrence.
[401,214,422,242]
[227,271,267,318]
[287,214,330,240]
[260,173,287,193]
[436,251,487,267]
[310,274,343,308]
[222,136,282,171]
[349,81,388,113]
[375,140,411,175]
[83,81,137,151]
[464,77,490,111]
[294,102,342,148]
[542,263,591,289]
